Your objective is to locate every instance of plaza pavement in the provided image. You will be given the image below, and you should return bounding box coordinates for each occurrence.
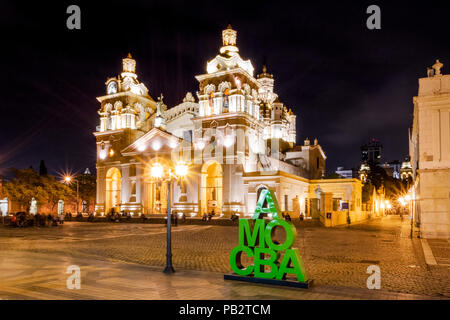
[0,216,448,300]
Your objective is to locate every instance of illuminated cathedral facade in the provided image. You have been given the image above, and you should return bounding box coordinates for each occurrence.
[94,25,363,219]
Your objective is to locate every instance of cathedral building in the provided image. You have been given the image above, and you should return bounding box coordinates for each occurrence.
[94,25,365,222]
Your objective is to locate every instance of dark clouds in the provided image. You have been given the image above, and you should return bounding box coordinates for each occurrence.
[1,0,449,176]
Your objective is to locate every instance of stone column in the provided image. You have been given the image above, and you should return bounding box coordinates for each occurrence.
[121,165,130,209]
[96,166,106,214]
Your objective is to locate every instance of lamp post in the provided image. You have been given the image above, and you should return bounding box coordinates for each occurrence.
[64,176,79,214]
[150,162,188,274]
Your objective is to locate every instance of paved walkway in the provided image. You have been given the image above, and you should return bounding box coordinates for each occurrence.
[0,216,448,299]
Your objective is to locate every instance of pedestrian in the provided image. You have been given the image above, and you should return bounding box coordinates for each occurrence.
[35,212,40,227]
[59,214,64,224]
[47,214,52,227]
[173,213,178,226]
[11,214,17,227]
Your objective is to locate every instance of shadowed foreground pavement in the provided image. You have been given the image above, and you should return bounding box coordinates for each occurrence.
[0,250,440,300]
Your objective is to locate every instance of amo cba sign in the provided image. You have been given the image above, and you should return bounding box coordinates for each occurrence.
[224,189,312,288]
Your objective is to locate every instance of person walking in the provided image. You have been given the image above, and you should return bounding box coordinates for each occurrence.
[59,214,64,224]
[35,212,40,227]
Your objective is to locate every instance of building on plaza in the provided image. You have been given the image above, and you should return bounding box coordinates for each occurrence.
[361,139,382,163]
[94,25,368,224]
[410,59,450,239]
[399,157,413,181]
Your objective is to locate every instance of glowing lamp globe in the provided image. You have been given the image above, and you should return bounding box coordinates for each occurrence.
[152,141,162,151]
[175,164,188,177]
[151,163,163,179]
[196,141,205,150]
[224,135,234,148]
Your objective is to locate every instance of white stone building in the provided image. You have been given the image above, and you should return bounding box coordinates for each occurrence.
[94,25,364,220]
[410,60,450,238]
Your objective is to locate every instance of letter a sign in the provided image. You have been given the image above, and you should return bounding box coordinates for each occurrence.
[225,189,312,288]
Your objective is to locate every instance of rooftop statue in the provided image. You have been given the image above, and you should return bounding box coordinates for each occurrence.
[432,59,443,76]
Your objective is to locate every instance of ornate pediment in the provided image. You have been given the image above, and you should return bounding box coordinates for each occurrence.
[121,127,182,156]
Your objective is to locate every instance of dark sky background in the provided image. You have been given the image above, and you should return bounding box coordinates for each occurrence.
[1,0,450,177]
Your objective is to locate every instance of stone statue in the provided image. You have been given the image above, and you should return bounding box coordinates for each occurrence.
[156,94,164,117]
[30,197,37,215]
[58,200,64,215]
[183,92,195,103]
[314,186,323,199]
[154,94,166,128]
[432,59,443,76]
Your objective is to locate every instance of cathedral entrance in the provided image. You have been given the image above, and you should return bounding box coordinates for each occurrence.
[106,167,121,214]
[201,161,222,215]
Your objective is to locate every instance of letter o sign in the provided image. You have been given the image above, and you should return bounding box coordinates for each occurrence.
[264,219,297,251]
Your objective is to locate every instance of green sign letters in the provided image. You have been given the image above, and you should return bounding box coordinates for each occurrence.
[229,189,308,282]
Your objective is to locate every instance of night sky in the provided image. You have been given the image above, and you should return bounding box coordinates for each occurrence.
[1,1,450,177]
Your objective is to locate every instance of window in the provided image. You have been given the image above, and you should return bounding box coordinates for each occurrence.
[183,130,192,142]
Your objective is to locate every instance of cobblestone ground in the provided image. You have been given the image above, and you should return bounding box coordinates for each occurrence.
[0,216,448,298]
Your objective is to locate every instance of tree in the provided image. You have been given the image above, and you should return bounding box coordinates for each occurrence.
[3,168,47,211]
[39,160,48,176]
[42,175,73,212]
[3,168,74,213]
[365,160,388,190]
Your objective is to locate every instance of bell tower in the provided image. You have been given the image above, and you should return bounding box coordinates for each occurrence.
[94,54,157,215]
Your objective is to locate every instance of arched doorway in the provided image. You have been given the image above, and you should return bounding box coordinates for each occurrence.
[106,167,121,214]
[201,161,222,215]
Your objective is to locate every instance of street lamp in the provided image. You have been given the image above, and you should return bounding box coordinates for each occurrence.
[64,175,79,215]
[150,161,188,273]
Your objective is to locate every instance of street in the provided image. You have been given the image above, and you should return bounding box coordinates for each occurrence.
[0,216,448,299]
